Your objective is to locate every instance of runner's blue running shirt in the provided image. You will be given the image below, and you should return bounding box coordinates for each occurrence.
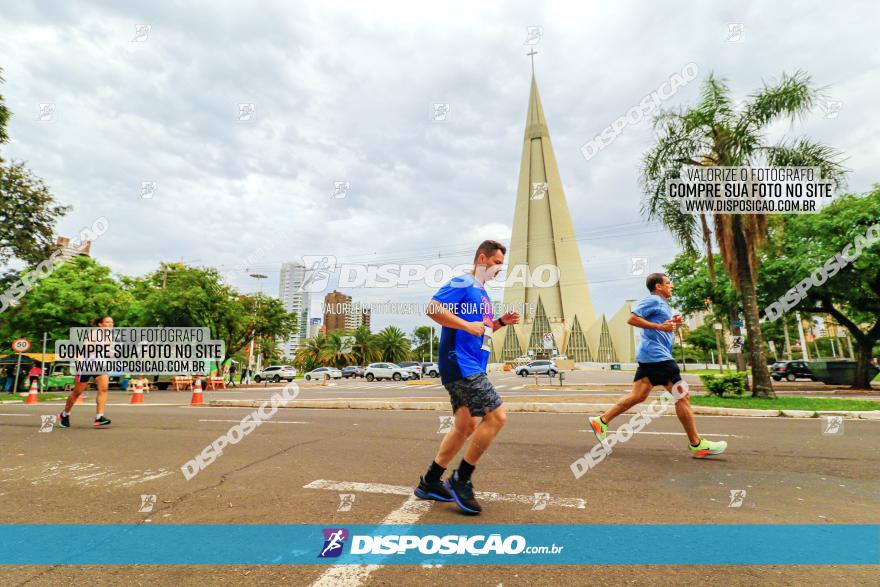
[632,294,675,363]
[432,273,494,384]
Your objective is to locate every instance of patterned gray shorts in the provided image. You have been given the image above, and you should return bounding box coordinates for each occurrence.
[444,373,502,417]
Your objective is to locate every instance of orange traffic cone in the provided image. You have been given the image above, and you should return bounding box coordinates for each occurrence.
[25,379,39,404]
[130,379,145,404]
[190,376,204,405]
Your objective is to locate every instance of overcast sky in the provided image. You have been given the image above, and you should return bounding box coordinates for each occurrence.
[2,1,878,333]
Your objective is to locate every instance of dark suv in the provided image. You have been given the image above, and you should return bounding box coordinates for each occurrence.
[341,366,365,379]
[771,361,817,382]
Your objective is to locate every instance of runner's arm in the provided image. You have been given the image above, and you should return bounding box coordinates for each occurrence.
[628,313,675,332]
[426,300,484,336]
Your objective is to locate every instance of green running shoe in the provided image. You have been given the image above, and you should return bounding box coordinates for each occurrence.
[690,438,727,458]
[589,415,607,442]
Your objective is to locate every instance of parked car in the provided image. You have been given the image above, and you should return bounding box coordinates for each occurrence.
[341,366,365,379]
[364,362,412,381]
[254,365,298,382]
[771,361,817,382]
[421,362,439,377]
[304,367,342,381]
[398,361,422,379]
[514,360,558,377]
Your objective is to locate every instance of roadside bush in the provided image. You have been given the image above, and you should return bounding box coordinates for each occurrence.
[699,371,748,397]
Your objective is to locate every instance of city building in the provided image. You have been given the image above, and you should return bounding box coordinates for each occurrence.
[324,290,371,333]
[279,262,311,358]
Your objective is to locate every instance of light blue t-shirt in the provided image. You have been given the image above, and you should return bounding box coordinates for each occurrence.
[632,294,674,363]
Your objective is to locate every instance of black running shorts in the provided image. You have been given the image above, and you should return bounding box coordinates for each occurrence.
[634,360,682,387]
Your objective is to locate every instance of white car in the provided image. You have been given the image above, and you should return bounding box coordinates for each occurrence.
[514,360,558,377]
[364,362,412,381]
[304,367,343,381]
[254,365,297,382]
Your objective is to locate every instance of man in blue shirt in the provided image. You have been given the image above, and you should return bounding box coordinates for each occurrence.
[589,273,727,458]
[413,240,520,515]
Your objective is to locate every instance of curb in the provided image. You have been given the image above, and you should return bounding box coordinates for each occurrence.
[206,399,878,419]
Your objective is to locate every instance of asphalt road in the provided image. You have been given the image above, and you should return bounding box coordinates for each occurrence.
[1,384,878,585]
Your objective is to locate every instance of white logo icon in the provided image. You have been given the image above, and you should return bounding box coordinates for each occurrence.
[38,103,56,122]
[237,103,256,122]
[530,182,548,200]
[39,415,56,433]
[132,24,151,42]
[332,181,350,199]
[728,489,747,508]
[139,494,157,513]
[337,493,356,512]
[631,257,648,276]
[141,181,158,199]
[300,255,337,293]
[524,26,544,45]
[437,415,454,434]
[532,492,550,510]
[431,103,450,122]
[822,415,844,435]
[726,23,744,42]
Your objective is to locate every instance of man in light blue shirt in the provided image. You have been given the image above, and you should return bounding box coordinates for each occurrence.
[588,273,727,458]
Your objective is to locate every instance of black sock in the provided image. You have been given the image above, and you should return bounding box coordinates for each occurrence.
[599,416,607,425]
[425,461,445,484]
[690,439,701,447]
[455,458,476,483]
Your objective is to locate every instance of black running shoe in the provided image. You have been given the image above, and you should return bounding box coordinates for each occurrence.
[58,413,70,428]
[93,415,111,427]
[414,475,453,502]
[444,474,482,515]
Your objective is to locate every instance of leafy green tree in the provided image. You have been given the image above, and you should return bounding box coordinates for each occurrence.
[411,325,438,361]
[643,71,847,397]
[686,324,721,359]
[375,326,411,363]
[0,69,70,265]
[760,188,880,388]
[294,334,327,372]
[0,257,132,344]
[127,263,297,368]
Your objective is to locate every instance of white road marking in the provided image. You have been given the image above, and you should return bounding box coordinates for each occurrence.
[304,479,585,509]
[0,413,31,417]
[309,494,433,587]
[197,419,308,424]
[579,429,741,438]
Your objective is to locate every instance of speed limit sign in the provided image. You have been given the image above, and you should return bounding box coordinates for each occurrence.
[12,338,30,353]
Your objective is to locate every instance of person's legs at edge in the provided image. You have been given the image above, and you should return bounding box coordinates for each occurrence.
[58,378,89,427]
[93,374,111,427]
[443,405,506,515]
[590,378,653,441]
[416,406,475,502]
[664,381,699,445]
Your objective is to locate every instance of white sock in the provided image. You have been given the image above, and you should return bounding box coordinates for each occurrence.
[61,410,69,417]
[95,413,103,419]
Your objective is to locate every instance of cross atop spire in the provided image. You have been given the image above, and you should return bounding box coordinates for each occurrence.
[526,48,537,75]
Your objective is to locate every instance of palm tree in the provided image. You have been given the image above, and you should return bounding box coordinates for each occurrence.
[643,71,847,397]
[323,332,356,367]
[375,326,411,363]
[294,333,326,371]
[351,325,379,365]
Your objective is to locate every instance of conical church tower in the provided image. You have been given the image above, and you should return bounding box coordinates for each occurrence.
[493,66,597,361]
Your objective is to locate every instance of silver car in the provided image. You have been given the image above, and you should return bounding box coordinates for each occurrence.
[364,362,412,381]
[304,367,343,381]
[514,360,558,377]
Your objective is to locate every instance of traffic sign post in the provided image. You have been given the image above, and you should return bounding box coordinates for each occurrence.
[11,338,31,395]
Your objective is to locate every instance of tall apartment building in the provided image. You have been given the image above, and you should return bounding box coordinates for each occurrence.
[323,290,371,333]
[279,262,311,358]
